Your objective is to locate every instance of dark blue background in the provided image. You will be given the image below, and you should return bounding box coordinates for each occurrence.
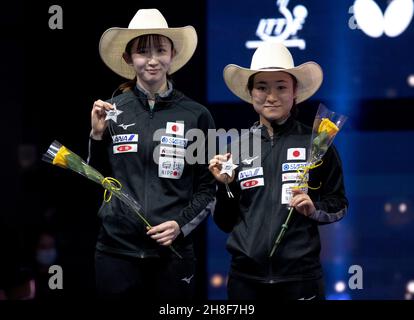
[208,0,414,103]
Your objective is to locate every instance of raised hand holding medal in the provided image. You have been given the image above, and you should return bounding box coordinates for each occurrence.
[219,154,238,198]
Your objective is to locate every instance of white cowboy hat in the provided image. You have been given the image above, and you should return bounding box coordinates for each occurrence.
[99,9,198,79]
[223,42,323,104]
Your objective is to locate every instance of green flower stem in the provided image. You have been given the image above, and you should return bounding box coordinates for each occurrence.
[269,206,294,258]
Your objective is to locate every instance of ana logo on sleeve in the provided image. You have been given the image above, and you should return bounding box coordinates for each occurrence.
[112,134,138,144]
[238,167,263,180]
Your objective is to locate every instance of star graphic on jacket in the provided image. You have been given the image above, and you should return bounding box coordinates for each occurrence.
[105,103,123,123]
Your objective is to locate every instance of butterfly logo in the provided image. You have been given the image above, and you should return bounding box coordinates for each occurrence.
[352,0,414,38]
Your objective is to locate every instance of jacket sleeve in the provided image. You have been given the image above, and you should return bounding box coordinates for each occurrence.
[87,130,112,177]
[212,178,241,233]
[308,145,348,224]
[174,110,218,237]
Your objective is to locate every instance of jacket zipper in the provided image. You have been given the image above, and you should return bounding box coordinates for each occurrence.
[143,102,154,237]
[268,134,277,283]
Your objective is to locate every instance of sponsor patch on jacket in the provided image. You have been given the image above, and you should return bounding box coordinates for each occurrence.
[240,177,264,190]
[166,122,184,136]
[282,162,307,172]
[160,136,188,148]
[113,144,138,154]
[287,148,306,160]
[238,167,263,181]
[281,183,308,204]
[282,172,308,182]
[112,134,138,144]
[160,146,185,158]
[158,157,185,179]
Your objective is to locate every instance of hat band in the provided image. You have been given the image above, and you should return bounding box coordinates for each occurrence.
[257,67,286,70]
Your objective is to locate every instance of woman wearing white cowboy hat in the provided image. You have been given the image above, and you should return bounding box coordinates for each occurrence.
[209,42,348,300]
[89,8,216,300]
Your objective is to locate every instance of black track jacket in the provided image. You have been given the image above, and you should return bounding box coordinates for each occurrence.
[88,86,216,258]
[214,117,348,283]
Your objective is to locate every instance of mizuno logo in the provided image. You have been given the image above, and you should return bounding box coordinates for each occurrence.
[118,123,135,130]
[181,275,194,284]
[298,295,316,300]
[241,156,259,165]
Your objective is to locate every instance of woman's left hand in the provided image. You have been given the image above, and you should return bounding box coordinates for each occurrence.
[147,221,181,246]
[290,189,316,217]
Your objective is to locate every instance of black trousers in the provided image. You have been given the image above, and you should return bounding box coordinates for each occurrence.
[227,274,325,300]
[95,250,196,300]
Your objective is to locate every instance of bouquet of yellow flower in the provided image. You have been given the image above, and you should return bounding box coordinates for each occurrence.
[269,104,347,257]
[42,140,182,258]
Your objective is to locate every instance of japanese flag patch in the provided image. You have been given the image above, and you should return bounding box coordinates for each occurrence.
[287,148,306,161]
[166,122,184,136]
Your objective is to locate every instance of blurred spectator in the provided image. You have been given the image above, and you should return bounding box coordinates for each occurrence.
[32,231,63,300]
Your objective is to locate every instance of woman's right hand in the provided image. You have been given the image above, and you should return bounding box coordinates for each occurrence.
[90,99,114,140]
[208,153,235,184]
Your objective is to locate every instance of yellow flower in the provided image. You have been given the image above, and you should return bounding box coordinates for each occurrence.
[53,146,70,168]
[318,118,339,137]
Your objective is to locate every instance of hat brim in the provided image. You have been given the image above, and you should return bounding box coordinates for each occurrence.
[99,26,197,79]
[223,62,323,104]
